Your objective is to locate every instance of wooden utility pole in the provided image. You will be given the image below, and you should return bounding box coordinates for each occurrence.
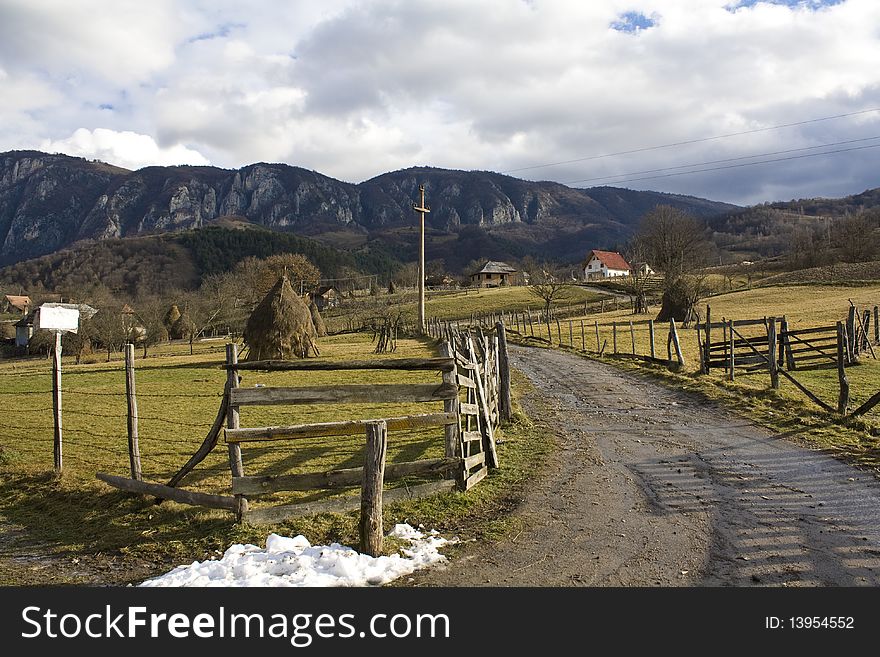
[413,184,430,333]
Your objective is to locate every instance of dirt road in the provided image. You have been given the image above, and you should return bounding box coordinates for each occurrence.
[412,346,880,586]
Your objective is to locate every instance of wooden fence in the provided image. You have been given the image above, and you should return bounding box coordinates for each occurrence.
[98,333,509,555]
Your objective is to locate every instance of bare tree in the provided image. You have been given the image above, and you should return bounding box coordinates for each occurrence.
[132,295,169,358]
[634,206,709,321]
[528,266,571,325]
[836,211,879,263]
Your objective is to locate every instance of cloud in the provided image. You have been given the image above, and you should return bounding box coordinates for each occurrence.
[2,0,880,204]
[39,128,210,170]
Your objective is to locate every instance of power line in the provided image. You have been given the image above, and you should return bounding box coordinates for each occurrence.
[594,142,880,185]
[563,134,880,185]
[502,107,880,174]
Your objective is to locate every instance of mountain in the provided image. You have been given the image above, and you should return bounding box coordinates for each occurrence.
[0,151,738,269]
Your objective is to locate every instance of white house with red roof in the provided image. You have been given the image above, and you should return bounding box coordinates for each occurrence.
[582,250,632,280]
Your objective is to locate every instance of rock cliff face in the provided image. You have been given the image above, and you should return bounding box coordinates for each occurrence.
[0,151,737,266]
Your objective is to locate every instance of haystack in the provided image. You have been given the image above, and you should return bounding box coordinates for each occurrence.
[309,300,327,337]
[244,274,316,359]
[164,304,184,339]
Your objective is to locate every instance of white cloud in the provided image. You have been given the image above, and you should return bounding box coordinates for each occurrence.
[2,0,880,203]
[39,128,210,170]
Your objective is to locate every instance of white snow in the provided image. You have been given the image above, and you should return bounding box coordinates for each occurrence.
[140,524,452,587]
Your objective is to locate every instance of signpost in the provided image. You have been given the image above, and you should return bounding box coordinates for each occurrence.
[36,303,82,473]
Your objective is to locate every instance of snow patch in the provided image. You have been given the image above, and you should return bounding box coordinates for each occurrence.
[140,524,452,587]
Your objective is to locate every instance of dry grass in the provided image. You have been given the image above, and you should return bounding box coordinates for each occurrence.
[0,333,551,584]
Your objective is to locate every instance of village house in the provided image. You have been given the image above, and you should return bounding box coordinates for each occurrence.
[309,286,339,311]
[15,311,35,347]
[3,294,31,315]
[582,250,632,280]
[470,261,518,288]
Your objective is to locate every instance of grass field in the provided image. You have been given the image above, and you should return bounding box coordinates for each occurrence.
[0,334,551,584]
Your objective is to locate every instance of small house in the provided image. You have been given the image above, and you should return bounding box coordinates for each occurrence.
[470,261,517,288]
[309,286,339,311]
[3,294,31,315]
[582,250,632,280]
[631,261,655,277]
[15,311,35,347]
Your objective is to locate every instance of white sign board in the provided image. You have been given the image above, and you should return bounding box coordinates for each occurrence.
[36,304,80,333]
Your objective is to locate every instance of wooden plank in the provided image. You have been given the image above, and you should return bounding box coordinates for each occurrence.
[464,466,488,491]
[459,402,479,416]
[96,473,236,510]
[227,357,455,372]
[461,430,482,443]
[245,480,457,524]
[230,382,458,406]
[463,452,485,470]
[456,374,477,389]
[233,458,460,495]
[780,326,837,337]
[226,412,456,443]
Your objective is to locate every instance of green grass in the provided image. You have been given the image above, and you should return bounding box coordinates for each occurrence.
[0,334,552,585]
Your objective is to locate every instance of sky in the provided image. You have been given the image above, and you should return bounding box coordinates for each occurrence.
[1,0,879,206]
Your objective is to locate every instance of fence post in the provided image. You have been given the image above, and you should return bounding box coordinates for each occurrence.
[580,319,586,351]
[496,322,511,423]
[555,317,562,345]
[124,343,142,481]
[837,322,849,414]
[52,331,63,473]
[704,305,711,373]
[767,318,779,390]
[862,310,871,353]
[670,318,685,370]
[874,306,879,344]
[569,320,574,347]
[728,321,735,381]
[225,343,248,521]
[360,420,387,557]
[440,341,460,456]
[649,319,655,359]
[846,306,857,362]
[781,316,796,369]
[630,320,636,354]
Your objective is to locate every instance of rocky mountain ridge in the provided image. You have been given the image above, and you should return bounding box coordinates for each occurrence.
[0,150,738,266]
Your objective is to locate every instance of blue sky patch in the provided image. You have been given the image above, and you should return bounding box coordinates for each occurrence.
[726,0,844,11]
[610,11,656,33]
[187,22,245,43]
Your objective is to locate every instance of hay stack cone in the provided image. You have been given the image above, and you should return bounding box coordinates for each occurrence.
[244,274,316,359]
[309,300,327,337]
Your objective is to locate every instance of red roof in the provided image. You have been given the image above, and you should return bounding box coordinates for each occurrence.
[585,250,631,271]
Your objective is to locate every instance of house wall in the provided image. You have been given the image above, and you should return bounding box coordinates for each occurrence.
[583,257,631,280]
[471,272,510,288]
[15,325,32,347]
